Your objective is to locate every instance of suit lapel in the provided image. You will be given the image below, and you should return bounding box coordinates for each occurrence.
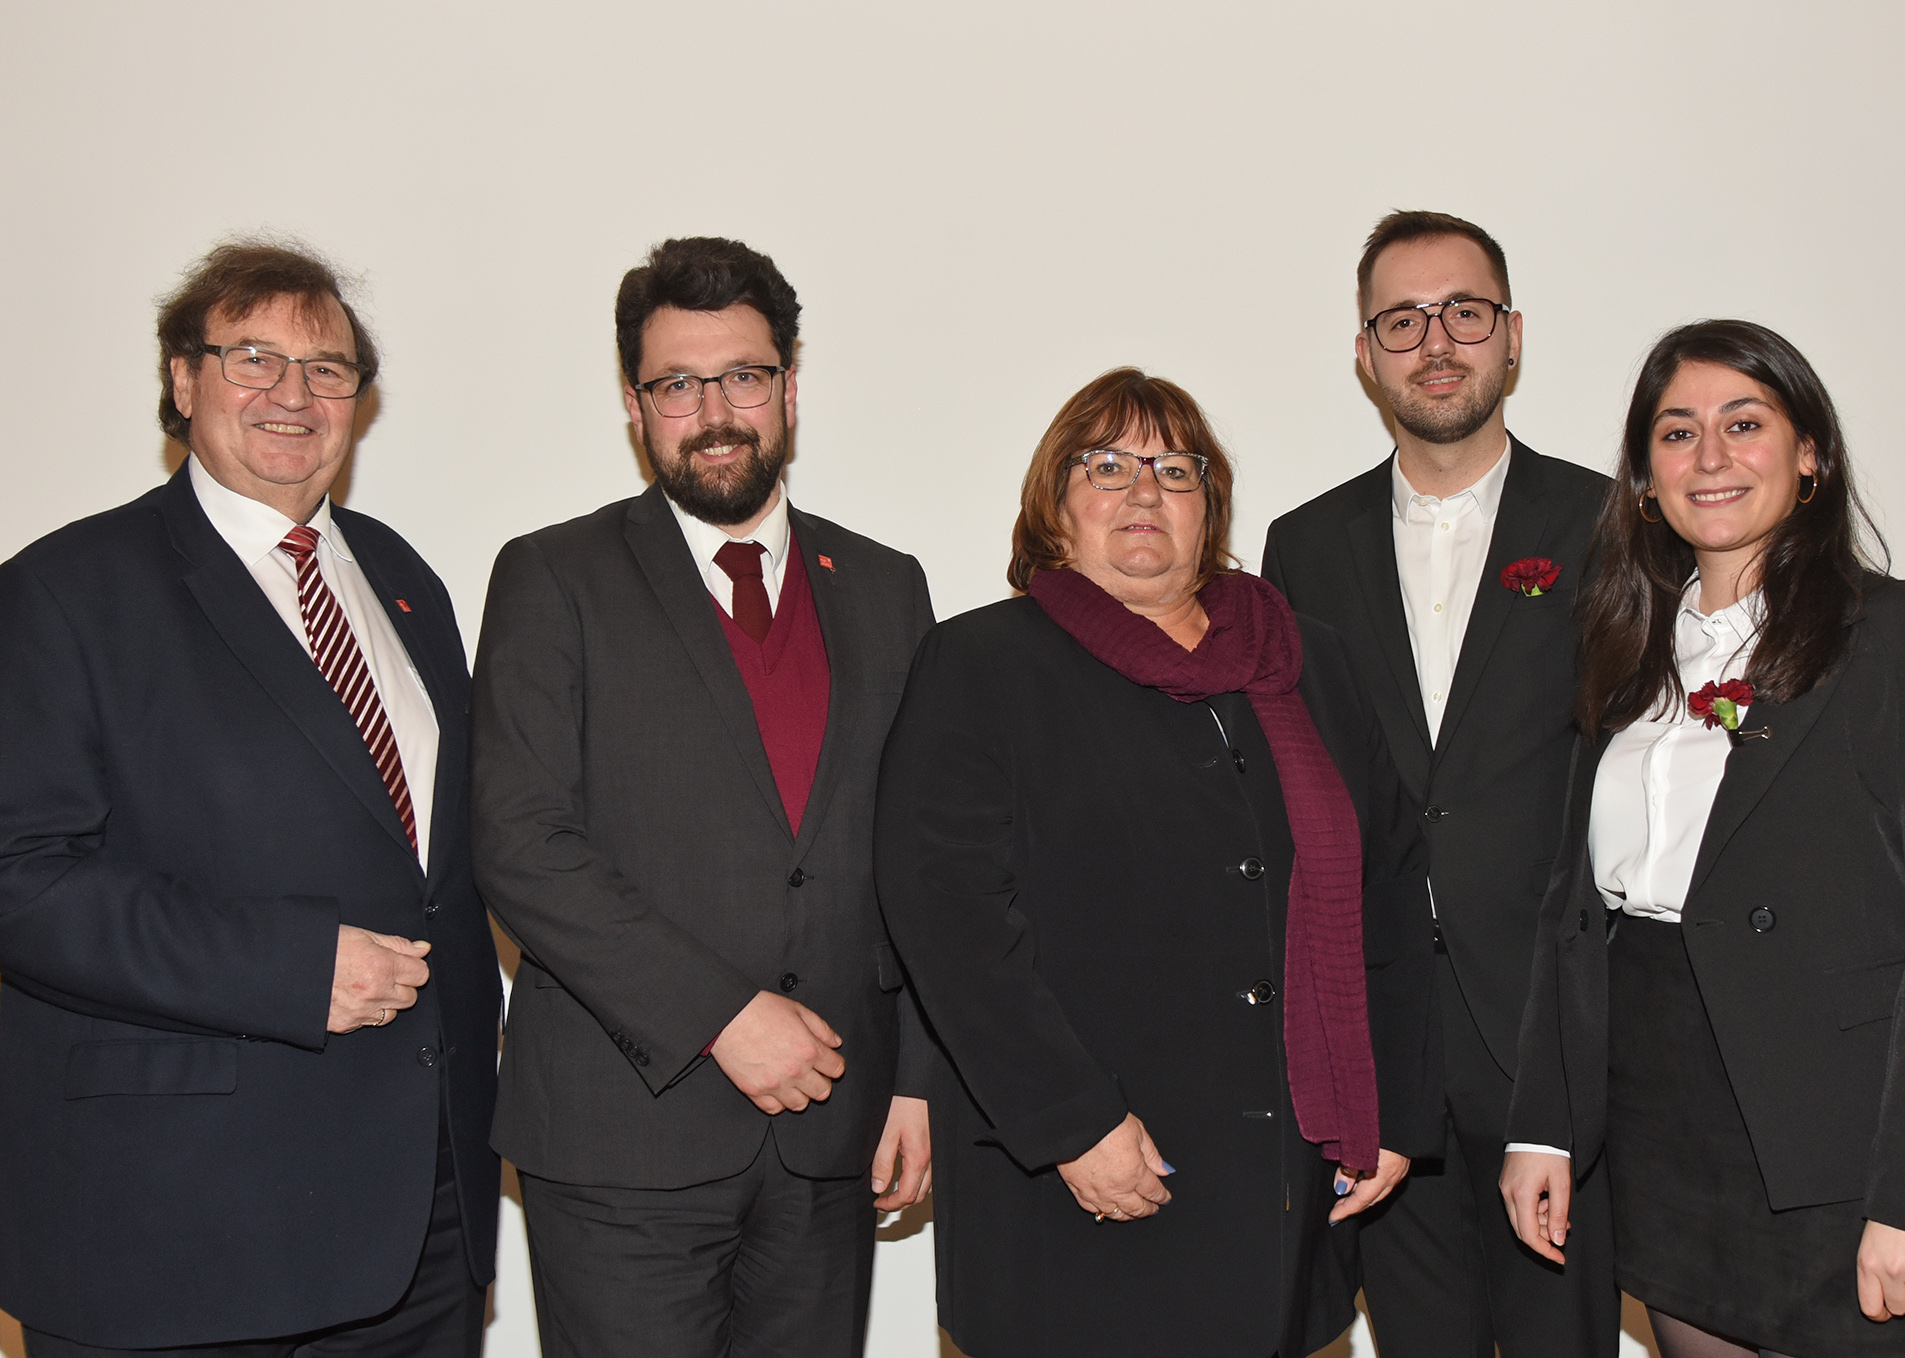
[788,508,860,858]
[1433,439,1550,766]
[1344,463,1433,780]
[1685,650,1851,900]
[622,487,793,843]
[162,473,419,863]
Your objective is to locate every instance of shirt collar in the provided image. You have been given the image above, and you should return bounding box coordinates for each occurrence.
[187,455,345,567]
[1677,573,1763,639]
[665,481,792,575]
[1390,434,1513,521]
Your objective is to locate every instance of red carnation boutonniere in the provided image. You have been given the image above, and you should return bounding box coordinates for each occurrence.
[1500,557,1562,597]
[1689,678,1769,743]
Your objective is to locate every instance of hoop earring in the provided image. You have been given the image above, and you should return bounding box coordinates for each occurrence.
[1637,493,1663,524]
[1797,473,1818,504]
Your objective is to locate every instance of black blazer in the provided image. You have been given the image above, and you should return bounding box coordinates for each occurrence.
[1508,576,1905,1223]
[874,596,1439,1357]
[471,484,935,1187]
[1264,439,1608,1069]
[0,469,501,1348]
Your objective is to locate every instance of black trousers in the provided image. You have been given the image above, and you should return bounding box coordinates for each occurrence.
[518,1132,875,1358]
[1357,953,1622,1358]
[23,1114,484,1358]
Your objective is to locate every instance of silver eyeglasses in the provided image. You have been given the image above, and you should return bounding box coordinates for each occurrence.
[201,344,367,398]
[1073,449,1208,493]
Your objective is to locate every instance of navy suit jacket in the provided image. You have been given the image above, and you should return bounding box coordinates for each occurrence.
[0,468,501,1348]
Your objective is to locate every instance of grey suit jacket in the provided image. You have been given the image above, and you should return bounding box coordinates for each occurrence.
[472,484,934,1187]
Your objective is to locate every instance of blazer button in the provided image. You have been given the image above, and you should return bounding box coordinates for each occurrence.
[788,868,806,888]
[1750,907,1776,933]
[1578,909,1590,933]
[779,972,800,992]
[1424,805,1447,822]
[417,1047,438,1067]
[632,1047,650,1067]
[1242,980,1277,1005]
[1239,857,1265,881]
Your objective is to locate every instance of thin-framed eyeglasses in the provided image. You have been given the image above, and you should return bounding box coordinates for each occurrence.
[202,344,366,398]
[1363,297,1510,354]
[1072,448,1209,493]
[632,365,787,417]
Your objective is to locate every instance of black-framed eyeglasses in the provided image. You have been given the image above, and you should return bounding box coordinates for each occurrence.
[201,344,367,398]
[1072,448,1209,493]
[1363,297,1510,353]
[632,365,787,417]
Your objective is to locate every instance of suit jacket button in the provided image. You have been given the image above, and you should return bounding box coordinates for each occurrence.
[1579,909,1590,933]
[632,1047,650,1066]
[1424,805,1446,822]
[1239,857,1265,881]
[1751,907,1776,933]
[417,1047,438,1067]
[779,972,800,993]
[788,869,806,888]
[1243,980,1277,1005]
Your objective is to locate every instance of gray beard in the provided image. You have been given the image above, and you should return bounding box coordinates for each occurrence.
[1386,363,1507,445]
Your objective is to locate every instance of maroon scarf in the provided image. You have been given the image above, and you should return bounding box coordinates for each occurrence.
[1029,567,1379,1171]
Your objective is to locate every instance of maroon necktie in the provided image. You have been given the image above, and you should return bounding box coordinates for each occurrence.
[714,540,773,644]
[278,526,418,852]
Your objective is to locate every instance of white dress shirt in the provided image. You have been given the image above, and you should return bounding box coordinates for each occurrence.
[1506,577,1761,1160]
[1391,439,1512,745]
[1591,579,1761,924]
[188,456,439,869]
[666,482,792,617]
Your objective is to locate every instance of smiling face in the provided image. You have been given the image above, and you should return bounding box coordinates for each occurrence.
[169,292,360,522]
[1647,359,1817,595]
[624,303,796,533]
[1356,234,1521,447]
[1057,426,1208,610]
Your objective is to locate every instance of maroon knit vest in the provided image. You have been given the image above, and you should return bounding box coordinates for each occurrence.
[713,535,831,837]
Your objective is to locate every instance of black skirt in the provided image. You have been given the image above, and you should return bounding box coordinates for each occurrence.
[1607,916,1905,1355]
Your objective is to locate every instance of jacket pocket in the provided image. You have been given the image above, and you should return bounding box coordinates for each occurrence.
[1832,955,1905,1030]
[875,942,905,992]
[63,1038,238,1099]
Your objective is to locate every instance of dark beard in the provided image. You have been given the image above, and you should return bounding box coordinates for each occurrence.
[1385,358,1507,445]
[648,423,788,527]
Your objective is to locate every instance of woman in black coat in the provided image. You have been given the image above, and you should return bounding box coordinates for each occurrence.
[875,368,1442,1357]
[1502,321,1905,1357]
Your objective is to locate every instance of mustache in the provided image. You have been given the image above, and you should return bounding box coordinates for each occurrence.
[680,425,762,457]
[1409,356,1475,380]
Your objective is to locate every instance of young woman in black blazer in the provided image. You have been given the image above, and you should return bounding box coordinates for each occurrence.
[1501,320,1905,1356]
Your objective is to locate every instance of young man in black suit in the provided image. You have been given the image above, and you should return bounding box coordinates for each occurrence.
[471,237,934,1357]
[0,241,501,1355]
[1262,211,1619,1358]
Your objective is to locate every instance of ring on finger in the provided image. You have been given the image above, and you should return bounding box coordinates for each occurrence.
[375,1009,388,1026]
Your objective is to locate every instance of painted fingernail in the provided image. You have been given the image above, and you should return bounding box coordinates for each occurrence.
[1334,1176,1353,1196]
[1160,1161,1176,1175]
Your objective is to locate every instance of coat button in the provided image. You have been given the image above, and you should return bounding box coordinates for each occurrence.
[632,1046,650,1067]
[779,972,800,992]
[417,1047,438,1067]
[1243,980,1277,1005]
[788,868,806,888]
[1239,857,1265,880]
[1579,909,1590,933]
[1750,907,1776,933]
[1424,805,1447,822]
[423,902,440,916]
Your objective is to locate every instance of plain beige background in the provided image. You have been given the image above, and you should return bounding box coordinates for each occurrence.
[4,1,1902,1354]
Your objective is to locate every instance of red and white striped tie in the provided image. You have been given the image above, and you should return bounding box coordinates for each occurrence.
[278,526,417,852]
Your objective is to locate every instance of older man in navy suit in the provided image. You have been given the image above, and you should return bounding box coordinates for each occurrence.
[0,240,501,1356]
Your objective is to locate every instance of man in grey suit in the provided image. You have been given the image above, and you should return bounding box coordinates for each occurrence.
[471,236,933,1357]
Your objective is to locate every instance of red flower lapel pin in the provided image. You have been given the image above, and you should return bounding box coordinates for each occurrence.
[817,554,835,572]
[1500,556,1562,597]
[1689,678,1769,743]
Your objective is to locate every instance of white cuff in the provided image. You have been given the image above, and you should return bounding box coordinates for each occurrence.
[1504,1142,1570,1158]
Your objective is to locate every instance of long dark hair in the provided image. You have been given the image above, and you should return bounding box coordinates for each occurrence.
[1577,319,1885,732]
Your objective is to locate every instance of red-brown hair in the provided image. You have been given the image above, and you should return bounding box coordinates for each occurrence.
[1007,367,1236,593]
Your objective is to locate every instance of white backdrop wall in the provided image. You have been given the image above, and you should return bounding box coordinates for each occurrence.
[3,2,1901,1354]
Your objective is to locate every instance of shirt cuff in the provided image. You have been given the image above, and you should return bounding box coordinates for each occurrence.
[1505,1142,1570,1158]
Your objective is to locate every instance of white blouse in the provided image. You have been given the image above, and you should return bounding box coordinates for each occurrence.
[1589,579,1762,924]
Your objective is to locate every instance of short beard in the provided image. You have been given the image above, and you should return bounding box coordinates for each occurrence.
[1384,357,1507,445]
[648,422,788,527]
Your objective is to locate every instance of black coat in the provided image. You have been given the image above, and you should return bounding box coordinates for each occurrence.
[1508,576,1905,1223]
[874,595,1440,1358]
[471,485,935,1187]
[0,469,501,1347]
[1263,439,1608,1070]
